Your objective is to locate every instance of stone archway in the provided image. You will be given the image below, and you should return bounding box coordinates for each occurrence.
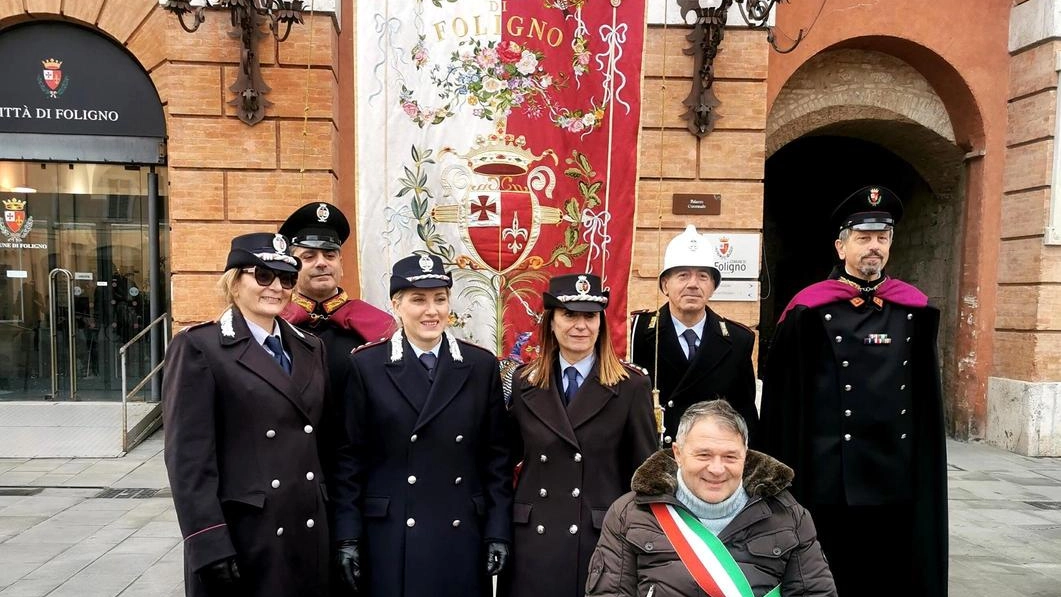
[761,47,967,412]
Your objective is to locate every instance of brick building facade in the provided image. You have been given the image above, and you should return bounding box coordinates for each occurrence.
[0,0,1057,456]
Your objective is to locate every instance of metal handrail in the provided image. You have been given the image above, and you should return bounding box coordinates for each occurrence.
[121,312,170,452]
[48,268,76,401]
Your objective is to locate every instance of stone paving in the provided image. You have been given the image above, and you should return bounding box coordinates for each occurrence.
[0,435,1060,596]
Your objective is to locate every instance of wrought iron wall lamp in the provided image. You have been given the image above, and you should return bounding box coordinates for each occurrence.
[159,0,305,125]
[678,0,798,138]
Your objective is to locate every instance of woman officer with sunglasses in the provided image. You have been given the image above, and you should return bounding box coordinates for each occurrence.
[164,232,356,597]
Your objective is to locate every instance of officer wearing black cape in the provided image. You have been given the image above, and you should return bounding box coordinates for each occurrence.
[755,186,947,597]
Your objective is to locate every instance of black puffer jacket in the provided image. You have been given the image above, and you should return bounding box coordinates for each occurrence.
[586,450,836,597]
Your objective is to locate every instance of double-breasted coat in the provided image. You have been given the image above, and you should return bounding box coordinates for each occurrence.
[630,304,758,443]
[164,307,351,597]
[343,330,512,597]
[499,361,657,597]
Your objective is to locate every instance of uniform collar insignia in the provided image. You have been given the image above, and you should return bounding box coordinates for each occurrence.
[322,290,349,314]
[389,329,464,363]
[291,292,315,313]
[220,308,235,338]
[292,290,349,319]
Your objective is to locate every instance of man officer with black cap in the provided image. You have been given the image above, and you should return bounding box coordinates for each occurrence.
[756,186,947,597]
[279,202,396,397]
[629,224,758,445]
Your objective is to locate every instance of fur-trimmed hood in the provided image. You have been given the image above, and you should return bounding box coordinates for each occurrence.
[631,448,794,500]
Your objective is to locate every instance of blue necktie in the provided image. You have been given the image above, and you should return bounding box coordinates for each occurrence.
[419,352,437,382]
[563,366,580,405]
[263,335,291,375]
[682,329,700,360]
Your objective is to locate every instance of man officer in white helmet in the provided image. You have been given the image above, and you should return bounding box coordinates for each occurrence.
[629,225,759,445]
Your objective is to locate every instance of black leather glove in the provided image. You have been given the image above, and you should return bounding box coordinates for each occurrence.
[336,539,361,593]
[486,541,510,575]
[197,556,241,595]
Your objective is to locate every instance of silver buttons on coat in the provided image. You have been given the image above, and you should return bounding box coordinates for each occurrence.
[276,527,284,536]
[540,454,548,463]
[844,410,851,417]
[539,488,548,498]
[304,425,314,434]
[835,336,843,343]
[569,525,578,534]
[407,518,416,528]
[452,520,461,527]
[536,525,545,534]
[271,479,280,489]
[266,429,276,438]
[571,488,581,498]
[407,475,417,485]
[410,434,418,443]
[667,400,674,408]
[824,314,832,321]
[306,519,314,528]
[844,384,852,391]
[842,361,849,368]
[306,472,315,481]
[455,435,464,443]
[907,313,914,320]
[844,434,852,441]
[454,477,463,485]
[574,453,582,462]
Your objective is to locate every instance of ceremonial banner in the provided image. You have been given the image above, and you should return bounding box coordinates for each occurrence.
[356,0,646,359]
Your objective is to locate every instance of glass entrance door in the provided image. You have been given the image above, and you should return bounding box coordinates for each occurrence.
[0,162,168,401]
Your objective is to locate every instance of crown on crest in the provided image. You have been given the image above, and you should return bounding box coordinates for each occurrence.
[3,197,26,211]
[41,58,62,69]
[449,120,555,177]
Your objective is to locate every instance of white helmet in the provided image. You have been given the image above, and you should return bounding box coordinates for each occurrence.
[660,225,721,288]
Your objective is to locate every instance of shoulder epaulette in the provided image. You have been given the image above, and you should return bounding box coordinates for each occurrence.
[621,360,648,376]
[351,337,388,355]
[722,317,754,335]
[456,338,493,354]
[179,320,215,333]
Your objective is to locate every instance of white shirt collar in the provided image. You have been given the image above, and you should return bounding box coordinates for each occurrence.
[671,313,707,338]
[559,352,595,382]
[245,317,282,347]
[408,337,443,359]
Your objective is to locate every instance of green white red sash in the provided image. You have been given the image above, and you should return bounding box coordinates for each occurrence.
[650,502,782,597]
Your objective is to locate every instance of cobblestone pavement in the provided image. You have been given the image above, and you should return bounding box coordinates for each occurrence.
[1,435,1059,596]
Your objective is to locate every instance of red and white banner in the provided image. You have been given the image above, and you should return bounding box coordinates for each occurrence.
[356,0,646,358]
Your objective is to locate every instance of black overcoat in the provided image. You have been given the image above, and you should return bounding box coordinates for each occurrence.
[343,331,512,597]
[755,297,947,596]
[499,361,657,597]
[630,304,758,443]
[164,307,349,597]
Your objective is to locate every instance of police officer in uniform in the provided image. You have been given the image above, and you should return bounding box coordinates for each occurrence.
[501,273,657,597]
[279,202,395,395]
[164,232,355,597]
[756,186,947,597]
[340,253,512,597]
[630,225,758,444]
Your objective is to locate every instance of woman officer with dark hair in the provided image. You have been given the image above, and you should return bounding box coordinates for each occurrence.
[501,273,657,597]
[163,232,355,597]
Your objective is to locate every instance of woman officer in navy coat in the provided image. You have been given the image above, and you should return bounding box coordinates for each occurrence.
[163,232,357,597]
[339,253,512,597]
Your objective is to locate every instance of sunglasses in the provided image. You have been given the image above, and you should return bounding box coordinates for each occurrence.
[241,267,297,290]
